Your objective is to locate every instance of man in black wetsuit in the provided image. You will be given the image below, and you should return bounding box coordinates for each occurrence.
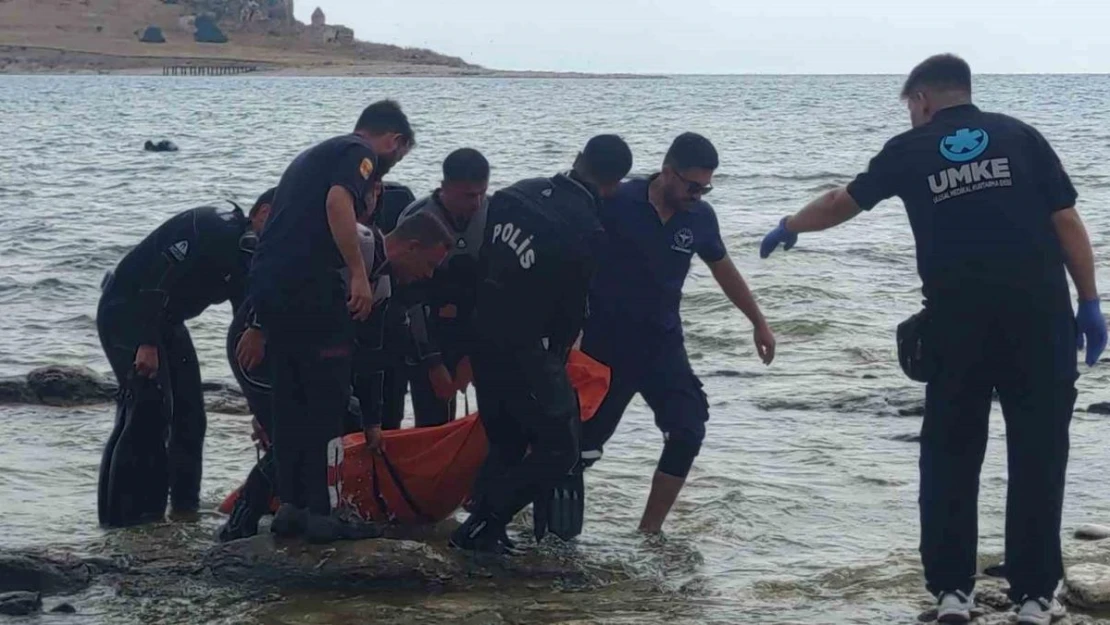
[219,208,451,542]
[396,148,490,427]
[450,135,633,553]
[247,99,417,542]
[97,187,274,526]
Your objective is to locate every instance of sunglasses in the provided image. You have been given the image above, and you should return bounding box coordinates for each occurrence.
[673,170,713,195]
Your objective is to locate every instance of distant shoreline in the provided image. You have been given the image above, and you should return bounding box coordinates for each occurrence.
[0,45,663,79]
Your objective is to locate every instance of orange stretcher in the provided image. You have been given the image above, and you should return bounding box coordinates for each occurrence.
[218,349,610,524]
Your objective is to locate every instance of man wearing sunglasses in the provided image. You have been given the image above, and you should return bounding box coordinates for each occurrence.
[552,132,776,539]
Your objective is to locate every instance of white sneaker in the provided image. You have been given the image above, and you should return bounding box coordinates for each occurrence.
[936,590,974,623]
[1016,596,1066,625]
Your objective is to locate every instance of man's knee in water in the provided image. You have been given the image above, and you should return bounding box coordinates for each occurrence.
[657,434,702,479]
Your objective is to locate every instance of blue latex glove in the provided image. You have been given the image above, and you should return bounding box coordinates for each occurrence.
[1077,299,1108,366]
[760,217,799,259]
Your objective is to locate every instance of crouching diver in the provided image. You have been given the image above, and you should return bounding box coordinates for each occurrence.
[396,148,490,427]
[450,135,633,553]
[97,188,274,527]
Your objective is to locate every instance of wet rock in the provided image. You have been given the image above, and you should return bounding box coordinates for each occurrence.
[0,553,93,594]
[1075,524,1110,541]
[975,588,1013,611]
[202,533,584,591]
[0,591,42,616]
[50,602,77,613]
[25,365,116,406]
[205,392,251,415]
[983,562,1007,578]
[0,376,35,404]
[1066,563,1110,609]
[1087,403,1110,415]
[861,374,878,380]
[885,433,921,444]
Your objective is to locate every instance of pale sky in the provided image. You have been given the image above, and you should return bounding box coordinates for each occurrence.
[296,0,1109,74]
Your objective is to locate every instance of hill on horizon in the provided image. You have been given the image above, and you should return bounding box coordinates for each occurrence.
[0,0,478,72]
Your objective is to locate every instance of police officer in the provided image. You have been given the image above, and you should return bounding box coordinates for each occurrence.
[449,135,633,554]
[247,99,414,542]
[396,148,490,427]
[760,54,1106,625]
[219,207,452,542]
[573,133,776,538]
[97,187,274,525]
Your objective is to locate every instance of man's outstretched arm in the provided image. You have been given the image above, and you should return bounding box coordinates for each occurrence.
[707,255,775,364]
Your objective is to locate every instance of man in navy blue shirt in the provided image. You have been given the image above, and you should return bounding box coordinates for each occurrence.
[761,54,1106,625]
[247,100,415,543]
[576,133,776,536]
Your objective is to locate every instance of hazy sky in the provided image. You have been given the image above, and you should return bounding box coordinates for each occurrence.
[296,1,1108,74]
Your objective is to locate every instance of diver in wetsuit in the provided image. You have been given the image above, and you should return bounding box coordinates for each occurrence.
[218,209,452,542]
[396,148,490,427]
[96,187,274,527]
[449,135,633,554]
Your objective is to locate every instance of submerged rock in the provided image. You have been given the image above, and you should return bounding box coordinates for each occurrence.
[885,432,921,444]
[0,376,36,404]
[144,140,179,153]
[26,365,116,406]
[0,591,42,616]
[50,602,77,613]
[0,553,94,594]
[202,532,585,591]
[1075,524,1110,541]
[1088,403,1110,415]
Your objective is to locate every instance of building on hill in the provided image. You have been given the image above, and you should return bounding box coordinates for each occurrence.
[321,24,353,44]
[311,6,325,27]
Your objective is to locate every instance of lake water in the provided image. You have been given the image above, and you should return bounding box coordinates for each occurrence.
[2,74,1110,624]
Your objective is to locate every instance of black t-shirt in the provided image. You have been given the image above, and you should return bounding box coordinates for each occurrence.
[249,134,379,306]
[846,104,1077,298]
[103,205,252,344]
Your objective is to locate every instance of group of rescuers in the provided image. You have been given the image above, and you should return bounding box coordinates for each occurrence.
[96,53,1107,625]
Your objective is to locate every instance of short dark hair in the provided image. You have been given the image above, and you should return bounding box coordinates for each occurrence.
[249,187,276,219]
[664,132,718,171]
[442,148,489,183]
[579,134,633,184]
[355,99,415,147]
[901,54,972,98]
[390,210,453,249]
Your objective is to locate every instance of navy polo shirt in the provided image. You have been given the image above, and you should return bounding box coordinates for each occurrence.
[586,175,727,346]
[846,104,1076,298]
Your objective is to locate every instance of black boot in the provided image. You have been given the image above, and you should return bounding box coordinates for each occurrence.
[449,513,520,555]
[217,494,266,543]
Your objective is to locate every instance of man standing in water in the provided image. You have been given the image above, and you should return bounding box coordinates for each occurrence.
[760,54,1106,624]
[568,132,776,539]
[247,100,414,543]
[450,135,633,553]
[396,148,491,427]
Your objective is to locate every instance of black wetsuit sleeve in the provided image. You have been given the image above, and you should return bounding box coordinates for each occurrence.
[846,140,901,211]
[547,241,598,361]
[133,212,207,345]
[403,297,443,369]
[1028,127,1078,212]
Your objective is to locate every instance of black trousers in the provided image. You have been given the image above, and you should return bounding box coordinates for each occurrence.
[918,288,1077,601]
[266,335,352,516]
[97,298,206,511]
[470,343,580,522]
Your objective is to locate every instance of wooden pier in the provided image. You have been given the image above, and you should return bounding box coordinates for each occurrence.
[162,65,259,76]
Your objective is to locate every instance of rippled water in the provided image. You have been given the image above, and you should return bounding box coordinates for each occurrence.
[2,75,1110,624]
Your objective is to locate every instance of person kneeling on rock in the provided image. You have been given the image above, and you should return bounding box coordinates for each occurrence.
[96,188,274,527]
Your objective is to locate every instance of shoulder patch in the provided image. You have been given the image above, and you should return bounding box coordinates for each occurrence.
[359,157,374,180]
[168,240,189,262]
